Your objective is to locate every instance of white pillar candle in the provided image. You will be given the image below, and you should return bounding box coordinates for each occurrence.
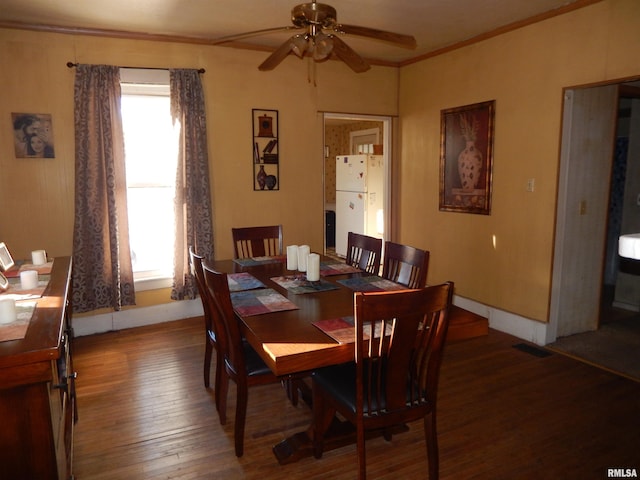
[31,250,47,266]
[0,298,17,324]
[286,245,299,270]
[297,245,310,272]
[307,253,320,281]
[20,270,39,290]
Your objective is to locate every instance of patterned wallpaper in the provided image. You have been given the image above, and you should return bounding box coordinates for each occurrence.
[324,121,383,205]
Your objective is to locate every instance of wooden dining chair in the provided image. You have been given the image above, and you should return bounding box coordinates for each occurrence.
[381,241,430,289]
[202,262,294,457]
[312,282,454,480]
[189,247,223,411]
[345,231,383,275]
[232,225,283,259]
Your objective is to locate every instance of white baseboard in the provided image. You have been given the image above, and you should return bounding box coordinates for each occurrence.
[73,296,550,346]
[72,299,204,337]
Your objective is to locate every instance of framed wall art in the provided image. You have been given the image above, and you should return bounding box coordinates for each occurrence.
[439,100,495,214]
[12,113,55,158]
[252,109,279,191]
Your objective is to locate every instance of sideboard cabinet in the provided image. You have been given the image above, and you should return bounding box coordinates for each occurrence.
[0,256,76,479]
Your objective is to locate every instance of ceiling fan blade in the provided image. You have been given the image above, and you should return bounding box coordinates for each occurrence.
[334,24,417,49]
[330,36,370,73]
[258,37,296,71]
[211,26,297,45]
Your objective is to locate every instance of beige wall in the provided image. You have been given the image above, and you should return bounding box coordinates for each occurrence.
[397,0,640,322]
[0,28,398,308]
[2,0,639,324]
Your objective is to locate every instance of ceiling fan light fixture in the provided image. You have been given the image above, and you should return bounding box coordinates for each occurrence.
[235,1,415,74]
[291,34,308,58]
[312,32,333,60]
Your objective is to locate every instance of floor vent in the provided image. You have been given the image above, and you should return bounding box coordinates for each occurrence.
[512,343,551,358]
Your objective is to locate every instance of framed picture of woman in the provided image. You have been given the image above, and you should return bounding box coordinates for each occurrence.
[11,112,55,158]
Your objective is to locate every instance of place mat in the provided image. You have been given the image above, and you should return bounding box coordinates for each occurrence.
[0,275,49,300]
[319,261,361,276]
[270,275,340,294]
[0,301,37,342]
[227,272,265,292]
[231,288,299,316]
[337,276,405,292]
[233,256,285,267]
[312,316,356,344]
[313,315,392,344]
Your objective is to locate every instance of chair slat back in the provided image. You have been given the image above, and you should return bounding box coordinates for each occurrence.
[381,241,430,289]
[354,282,453,417]
[189,247,215,336]
[346,232,382,275]
[232,225,283,259]
[202,264,243,374]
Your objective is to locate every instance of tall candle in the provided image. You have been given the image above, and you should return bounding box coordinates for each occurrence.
[286,245,298,270]
[20,270,39,290]
[0,298,17,324]
[307,253,320,282]
[297,245,310,272]
[31,249,47,266]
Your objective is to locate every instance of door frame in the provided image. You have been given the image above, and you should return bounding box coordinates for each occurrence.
[323,113,393,250]
[548,77,640,342]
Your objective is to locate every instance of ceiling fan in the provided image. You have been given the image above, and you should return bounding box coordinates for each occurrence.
[211,1,417,73]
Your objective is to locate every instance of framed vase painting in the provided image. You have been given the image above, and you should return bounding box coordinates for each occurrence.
[439,100,495,214]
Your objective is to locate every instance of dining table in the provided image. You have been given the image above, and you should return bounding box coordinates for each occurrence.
[209,254,408,464]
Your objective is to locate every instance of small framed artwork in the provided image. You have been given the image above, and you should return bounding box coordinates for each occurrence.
[0,242,15,271]
[439,100,495,215]
[12,113,55,158]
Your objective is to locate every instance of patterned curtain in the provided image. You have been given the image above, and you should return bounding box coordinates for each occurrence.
[170,69,214,300]
[72,64,136,313]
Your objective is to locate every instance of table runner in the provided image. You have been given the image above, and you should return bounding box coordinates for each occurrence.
[1,275,49,301]
[0,301,37,342]
[231,288,299,316]
[270,275,339,294]
[3,261,53,278]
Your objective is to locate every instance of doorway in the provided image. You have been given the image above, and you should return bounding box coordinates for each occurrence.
[322,113,392,256]
[550,78,640,342]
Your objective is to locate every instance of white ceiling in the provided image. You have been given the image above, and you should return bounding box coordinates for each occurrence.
[0,0,595,66]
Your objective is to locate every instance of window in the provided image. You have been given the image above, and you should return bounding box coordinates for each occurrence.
[120,70,179,288]
[350,128,380,154]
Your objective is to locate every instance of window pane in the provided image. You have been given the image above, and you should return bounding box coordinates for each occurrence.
[121,92,179,277]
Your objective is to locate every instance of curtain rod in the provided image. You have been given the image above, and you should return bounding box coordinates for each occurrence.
[66,62,205,74]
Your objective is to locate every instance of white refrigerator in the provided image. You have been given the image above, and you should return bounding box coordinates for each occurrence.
[335,154,385,257]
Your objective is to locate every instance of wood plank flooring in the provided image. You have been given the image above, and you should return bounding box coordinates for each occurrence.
[72,317,640,479]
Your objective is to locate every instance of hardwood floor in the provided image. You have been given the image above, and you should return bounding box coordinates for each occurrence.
[72,317,640,479]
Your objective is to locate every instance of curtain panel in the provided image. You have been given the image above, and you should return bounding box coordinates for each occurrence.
[170,69,214,300]
[72,65,136,313]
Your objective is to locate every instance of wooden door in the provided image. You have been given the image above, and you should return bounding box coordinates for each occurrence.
[550,85,618,338]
